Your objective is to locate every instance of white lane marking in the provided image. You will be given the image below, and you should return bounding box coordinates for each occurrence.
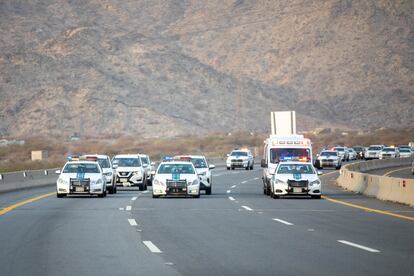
[228,196,235,201]
[143,241,162,253]
[272,218,294,226]
[131,197,137,201]
[337,240,380,253]
[142,191,149,194]
[213,174,222,177]
[232,172,238,174]
[128,219,138,226]
[226,190,231,194]
[126,206,132,211]
[242,206,253,211]
[241,180,247,184]
[231,185,237,188]
[308,229,315,232]
[254,177,259,180]
[119,207,124,211]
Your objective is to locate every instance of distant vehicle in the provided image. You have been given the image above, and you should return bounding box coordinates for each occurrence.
[399,148,413,158]
[112,154,147,190]
[175,155,215,195]
[152,160,200,198]
[139,154,155,186]
[347,148,357,160]
[56,160,107,198]
[364,145,384,160]
[270,161,321,199]
[398,145,411,151]
[82,154,117,194]
[352,146,365,159]
[226,149,254,170]
[332,146,349,161]
[315,150,341,170]
[379,147,399,159]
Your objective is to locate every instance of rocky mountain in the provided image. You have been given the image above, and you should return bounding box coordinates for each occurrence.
[0,0,413,138]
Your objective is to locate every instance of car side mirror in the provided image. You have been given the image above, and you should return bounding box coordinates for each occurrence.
[143,164,148,168]
[112,164,118,169]
[151,162,155,166]
[317,171,323,176]
[226,154,230,157]
[209,164,215,170]
[261,159,267,168]
[55,170,61,175]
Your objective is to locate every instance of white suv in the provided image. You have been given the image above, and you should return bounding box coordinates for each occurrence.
[139,154,155,186]
[365,145,384,160]
[226,149,254,170]
[112,154,147,190]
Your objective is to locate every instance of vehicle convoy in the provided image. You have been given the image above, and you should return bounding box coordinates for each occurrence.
[347,148,357,160]
[315,150,341,170]
[176,155,215,195]
[152,160,200,198]
[112,154,147,190]
[56,160,107,198]
[270,161,322,199]
[365,145,384,160]
[352,146,366,159]
[332,146,349,161]
[399,148,413,158]
[379,147,400,159]
[226,149,254,170]
[139,154,155,186]
[83,154,117,194]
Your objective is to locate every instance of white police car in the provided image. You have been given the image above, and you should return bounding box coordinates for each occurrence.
[226,148,254,170]
[82,155,117,194]
[56,160,107,198]
[152,160,200,198]
[270,161,322,199]
[315,150,341,170]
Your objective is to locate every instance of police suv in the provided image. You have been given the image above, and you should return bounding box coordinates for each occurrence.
[152,159,200,198]
[270,161,322,199]
[112,154,147,191]
[226,148,254,170]
[56,159,107,198]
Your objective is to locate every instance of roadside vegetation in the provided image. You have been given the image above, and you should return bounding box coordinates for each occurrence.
[0,128,412,173]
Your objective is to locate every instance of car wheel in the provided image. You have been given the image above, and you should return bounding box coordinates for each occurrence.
[227,167,230,170]
[56,193,65,198]
[98,193,104,198]
[231,167,235,170]
[245,167,249,170]
[266,183,271,196]
[311,195,321,199]
[108,186,114,194]
[206,186,212,195]
[336,165,341,170]
[114,186,117,194]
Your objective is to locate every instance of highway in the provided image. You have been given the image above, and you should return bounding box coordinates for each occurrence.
[365,162,413,179]
[0,165,413,276]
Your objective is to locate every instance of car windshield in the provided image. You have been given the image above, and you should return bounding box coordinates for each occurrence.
[382,148,395,152]
[369,146,381,150]
[157,163,195,174]
[353,147,363,151]
[334,148,344,152]
[63,163,100,173]
[113,158,141,167]
[320,152,337,157]
[191,158,207,168]
[400,149,411,153]
[141,157,149,165]
[97,158,110,168]
[276,164,315,174]
[270,148,311,163]
[231,151,248,156]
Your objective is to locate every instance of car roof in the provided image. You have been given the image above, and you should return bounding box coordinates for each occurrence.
[176,155,206,159]
[321,150,337,153]
[159,161,196,166]
[113,154,140,158]
[83,154,109,159]
[278,161,313,165]
[65,161,99,165]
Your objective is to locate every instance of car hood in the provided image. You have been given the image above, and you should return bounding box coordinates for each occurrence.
[59,173,102,182]
[154,174,198,183]
[274,174,319,182]
[116,167,143,172]
[195,168,209,174]
[228,156,248,160]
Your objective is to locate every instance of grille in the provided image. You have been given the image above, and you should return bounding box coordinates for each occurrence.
[70,178,90,186]
[288,180,308,187]
[166,180,187,188]
[232,159,243,163]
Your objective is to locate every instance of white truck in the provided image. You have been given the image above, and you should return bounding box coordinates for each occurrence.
[261,111,313,196]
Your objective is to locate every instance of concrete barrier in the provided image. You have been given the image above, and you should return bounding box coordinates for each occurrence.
[337,157,414,206]
[0,168,59,193]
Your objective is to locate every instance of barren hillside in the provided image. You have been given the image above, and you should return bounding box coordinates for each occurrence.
[0,0,413,138]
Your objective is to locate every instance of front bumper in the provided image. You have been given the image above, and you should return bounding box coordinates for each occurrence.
[115,174,144,186]
[272,182,321,196]
[319,160,340,167]
[152,184,200,196]
[57,184,104,195]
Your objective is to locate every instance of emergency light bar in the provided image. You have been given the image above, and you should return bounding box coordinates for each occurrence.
[162,156,174,161]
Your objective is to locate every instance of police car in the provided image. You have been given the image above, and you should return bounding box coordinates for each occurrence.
[56,159,107,198]
[152,158,200,198]
[226,148,254,170]
[270,161,322,199]
[315,150,341,170]
[139,154,155,186]
[112,154,147,191]
[175,155,215,195]
[82,154,117,194]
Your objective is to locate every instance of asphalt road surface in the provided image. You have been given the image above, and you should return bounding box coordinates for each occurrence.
[365,163,413,179]
[0,165,413,276]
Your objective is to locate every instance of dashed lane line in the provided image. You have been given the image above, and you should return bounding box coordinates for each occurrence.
[241,181,247,184]
[143,241,163,253]
[226,190,231,194]
[131,197,137,201]
[231,185,237,188]
[128,219,138,226]
[272,218,294,226]
[126,206,132,211]
[228,197,235,201]
[242,206,253,211]
[337,240,380,253]
[0,192,55,216]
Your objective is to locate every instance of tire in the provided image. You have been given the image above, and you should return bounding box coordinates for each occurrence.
[231,167,235,170]
[98,193,104,198]
[139,184,144,191]
[266,183,271,196]
[311,195,321,199]
[245,167,249,170]
[336,165,341,170]
[152,194,159,198]
[144,182,148,191]
[206,186,212,195]
[250,164,254,170]
[193,191,200,198]
[114,186,117,194]
[57,193,65,198]
[227,167,230,170]
[108,185,114,194]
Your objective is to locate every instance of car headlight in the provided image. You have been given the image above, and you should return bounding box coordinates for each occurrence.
[104,172,112,176]
[153,179,165,186]
[57,178,68,185]
[191,179,199,186]
[310,180,321,186]
[95,179,103,185]
[198,172,207,176]
[275,179,286,185]
[133,171,142,176]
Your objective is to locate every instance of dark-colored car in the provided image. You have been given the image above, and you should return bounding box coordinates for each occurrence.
[352,146,365,159]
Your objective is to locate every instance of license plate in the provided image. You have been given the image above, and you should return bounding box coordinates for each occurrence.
[293,187,302,193]
[75,187,84,192]
[120,178,127,183]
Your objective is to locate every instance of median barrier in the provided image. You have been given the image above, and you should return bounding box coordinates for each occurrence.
[0,168,59,193]
[337,157,414,206]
